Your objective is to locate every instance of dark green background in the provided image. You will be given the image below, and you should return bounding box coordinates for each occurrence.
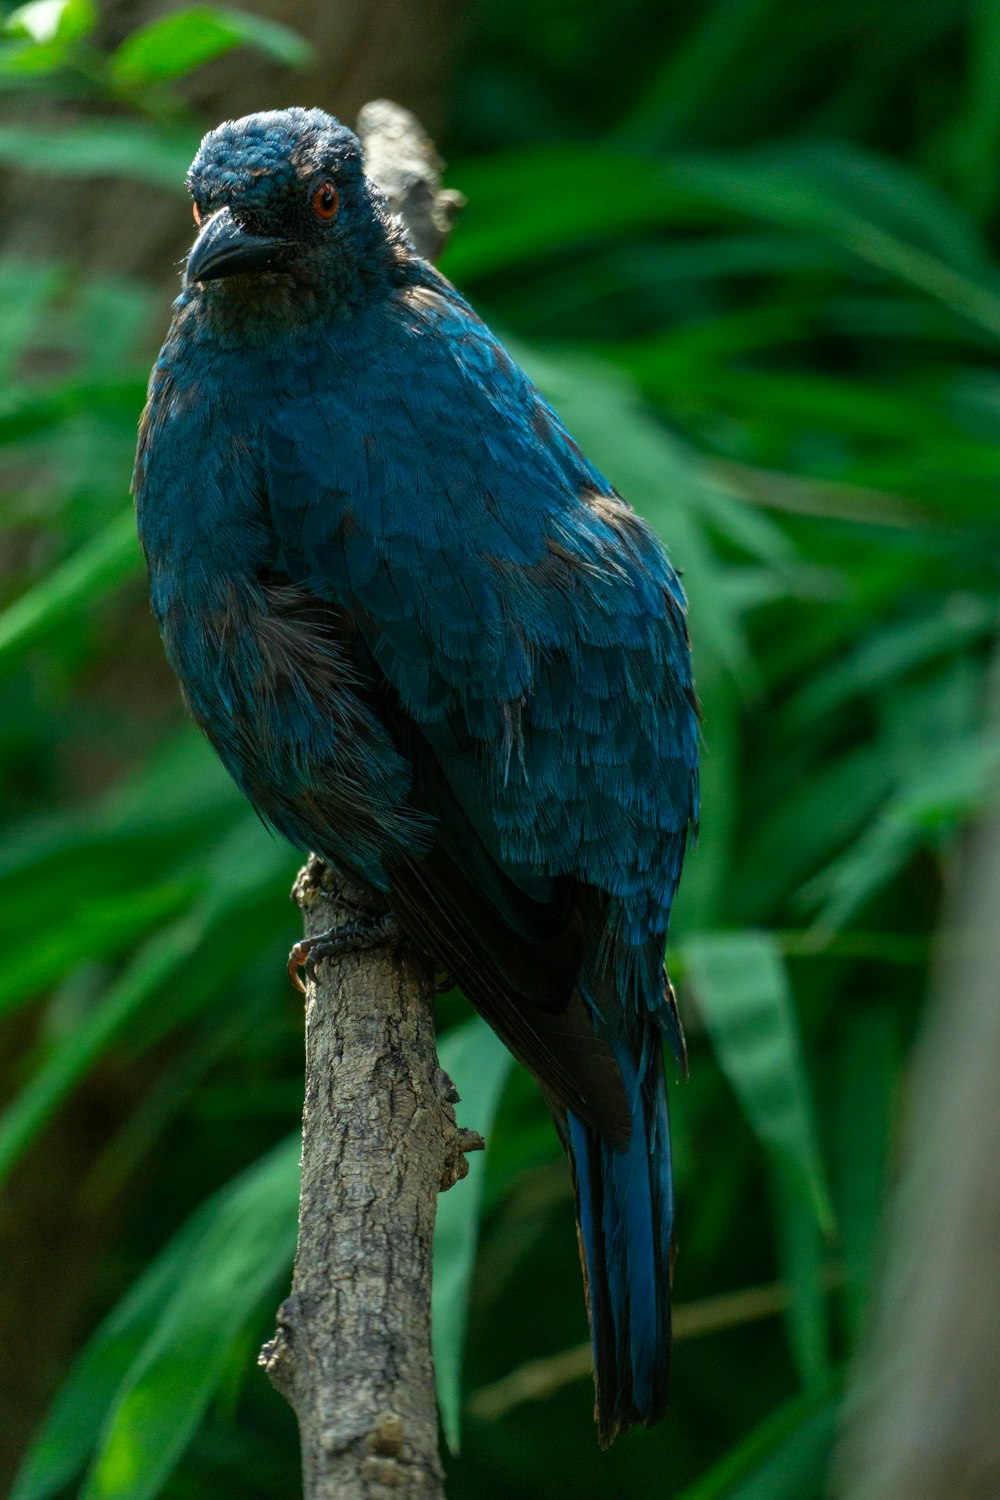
[0,1,996,1495]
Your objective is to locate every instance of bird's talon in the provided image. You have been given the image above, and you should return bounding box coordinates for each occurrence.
[288,940,311,994]
[287,910,398,991]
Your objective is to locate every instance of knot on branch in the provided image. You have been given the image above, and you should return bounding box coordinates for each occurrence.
[359,1410,408,1487]
[434,1065,485,1189]
[292,853,372,920]
[440,1125,485,1192]
[434,1065,460,1105]
[258,1294,301,1398]
[369,1410,406,1456]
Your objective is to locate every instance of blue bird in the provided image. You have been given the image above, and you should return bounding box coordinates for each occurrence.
[134,107,699,1444]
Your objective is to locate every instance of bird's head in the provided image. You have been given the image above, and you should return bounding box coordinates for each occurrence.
[183,107,410,329]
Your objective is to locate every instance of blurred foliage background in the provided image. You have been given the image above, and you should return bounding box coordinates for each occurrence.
[0,0,997,1496]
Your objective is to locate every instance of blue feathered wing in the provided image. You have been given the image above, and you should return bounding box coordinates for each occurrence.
[263,268,699,1439]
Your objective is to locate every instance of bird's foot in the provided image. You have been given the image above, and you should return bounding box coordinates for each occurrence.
[288,909,399,993]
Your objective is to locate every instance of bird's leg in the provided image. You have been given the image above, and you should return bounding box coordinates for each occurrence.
[288,903,399,993]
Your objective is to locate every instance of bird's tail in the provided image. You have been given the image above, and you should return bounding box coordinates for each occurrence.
[564,1029,674,1446]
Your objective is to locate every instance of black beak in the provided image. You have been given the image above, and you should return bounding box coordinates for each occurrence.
[185,207,286,286]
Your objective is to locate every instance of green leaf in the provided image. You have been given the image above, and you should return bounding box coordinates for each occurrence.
[0,36,66,75]
[668,151,1000,340]
[683,932,834,1231]
[12,1212,212,1500]
[0,882,198,1016]
[770,1162,831,1390]
[733,743,895,923]
[432,1017,513,1453]
[0,510,140,673]
[0,121,198,186]
[0,913,208,1189]
[0,374,146,445]
[0,811,295,1186]
[619,0,782,146]
[835,1008,899,1348]
[769,140,989,272]
[0,0,94,77]
[944,0,1000,220]
[806,731,1000,933]
[677,1383,840,1500]
[0,732,239,889]
[4,0,96,44]
[780,597,998,730]
[684,932,835,1386]
[13,1136,299,1500]
[110,6,313,89]
[444,148,687,282]
[0,261,62,381]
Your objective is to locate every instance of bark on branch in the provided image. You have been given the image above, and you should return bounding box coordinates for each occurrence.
[259,107,473,1500]
[259,860,480,1499]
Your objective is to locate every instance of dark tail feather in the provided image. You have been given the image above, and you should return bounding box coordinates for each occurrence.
[565,1032,674,1446]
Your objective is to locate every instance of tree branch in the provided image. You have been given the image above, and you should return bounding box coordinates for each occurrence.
[259,108,472,1500]
[260,860,479,1498]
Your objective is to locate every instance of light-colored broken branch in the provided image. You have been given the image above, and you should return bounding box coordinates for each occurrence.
[357,99,464,262]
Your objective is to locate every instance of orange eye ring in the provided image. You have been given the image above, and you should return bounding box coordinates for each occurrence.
[192,201,201,227]
[312,181,339,221]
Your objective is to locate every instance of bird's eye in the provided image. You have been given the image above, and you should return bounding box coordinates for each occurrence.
[192,201,202,227]
[312,181,339,221]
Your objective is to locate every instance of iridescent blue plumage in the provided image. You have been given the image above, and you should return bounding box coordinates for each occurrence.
[134,107,699,1443]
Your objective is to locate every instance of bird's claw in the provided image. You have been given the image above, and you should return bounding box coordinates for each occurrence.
[288,909,398,993]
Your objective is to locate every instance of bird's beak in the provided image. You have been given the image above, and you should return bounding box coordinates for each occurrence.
[185,207,285,286]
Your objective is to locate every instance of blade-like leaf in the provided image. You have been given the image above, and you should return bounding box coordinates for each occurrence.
[4,0,95,44]
[683,930,833,1233]
[684,931,835,1386]
[444,149,688,282]
[13,1135,299,1500]
[0,882,198,1016]
[677,1383,840,1500]
[0,913,207,1188]
[432,1017,513,1453]
[944,0,1000,220]
[779,597,997,730]
[110,6,313,88]
[835,1007,899,1348]
[0,122,198,187]
[0,816,295,1186]
[619,0,782,146]
[669,152,1000,339]
[770,1161,831,1390]
[806,731,1000,934]
[0,510,137,673]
